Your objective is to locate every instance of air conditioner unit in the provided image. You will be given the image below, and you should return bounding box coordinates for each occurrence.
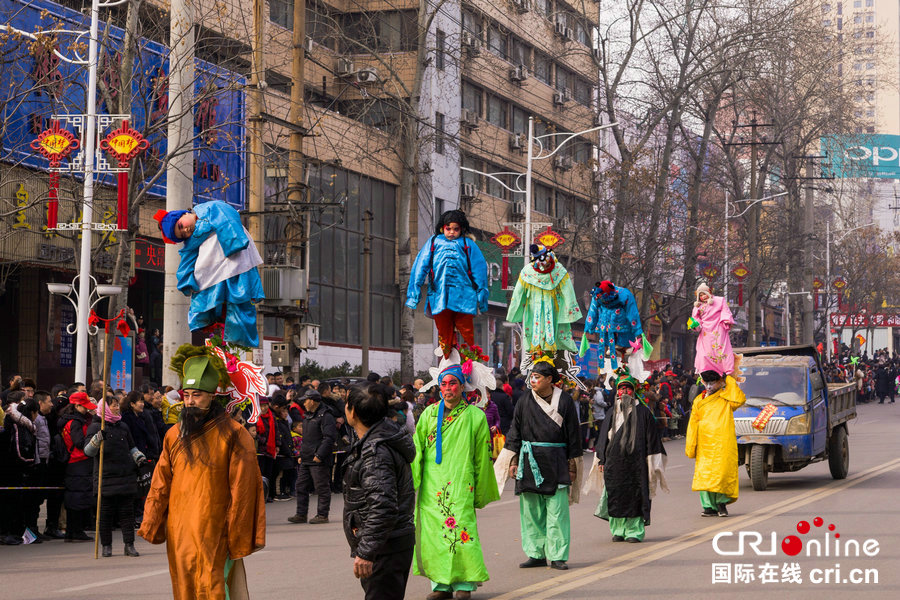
[509,64,529,82]
[554,21,566,37]
[554,155,574,171]
[461,182,477,200]
[260,265,308,307]
[553,89,570,105]
[460,108,479,128]
[462,31,482,56]
[296,323,320,350]
[508,133,524,151]
[355,67,379,84]
[565,27,575,41]
[511,200,526,218]
[513,0,530,13]
[336,58,355,76]
[304,38,314,55]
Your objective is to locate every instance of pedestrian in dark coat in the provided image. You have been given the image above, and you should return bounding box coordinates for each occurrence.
[289,389,337,523]
[342,384,416,600]
[59,392,97,541]
[490,384,515,434]
[85,396,147,557]
[874,364,892,403]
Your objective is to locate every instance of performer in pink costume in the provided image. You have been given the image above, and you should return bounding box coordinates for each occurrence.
[689,284,735,376]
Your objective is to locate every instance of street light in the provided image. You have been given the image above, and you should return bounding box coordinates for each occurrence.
[824,221,876,359]
[784,291,813,346]
[723,190,788,301]
[48,274,123,365]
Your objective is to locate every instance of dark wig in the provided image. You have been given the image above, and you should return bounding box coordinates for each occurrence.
[435,209,471,235]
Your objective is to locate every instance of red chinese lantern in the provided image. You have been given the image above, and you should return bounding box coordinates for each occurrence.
[490,226,522,289]
[732,263,749,305]
[30,120,80,229]
[100,120,149,230]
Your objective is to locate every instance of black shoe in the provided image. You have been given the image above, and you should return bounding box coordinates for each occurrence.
[102,545,112,557]
[44,528,65,540]
[717,503,729,517]
[124,543,140,557]
[2,535,22,545]
[519,557,547,568]
[66,531,91,542]
[265,497,274,503]
[611,535,625,542]
[701,507,718,517]
[550,561,569,570]
[625,537,642,543]
[309,515,329,524]
[287,514,307,524]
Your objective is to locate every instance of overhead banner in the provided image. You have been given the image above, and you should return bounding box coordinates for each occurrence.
[830,313,900,328]
[821,134,900,179]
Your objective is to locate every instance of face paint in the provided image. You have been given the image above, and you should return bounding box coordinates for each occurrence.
[443,223,461,240]
[617,386,633,397]
[440,375,461,399]
[530,373,543,387]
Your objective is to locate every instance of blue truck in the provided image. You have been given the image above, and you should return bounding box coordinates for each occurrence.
[732,345,857,491]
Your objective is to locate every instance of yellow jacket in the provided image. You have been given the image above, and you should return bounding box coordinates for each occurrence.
[685,375,746,499]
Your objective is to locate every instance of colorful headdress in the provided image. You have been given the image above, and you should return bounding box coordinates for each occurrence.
[531,357,561,382]
[153,209,190,244]
[599,280,615,295]
[438,364,467,386]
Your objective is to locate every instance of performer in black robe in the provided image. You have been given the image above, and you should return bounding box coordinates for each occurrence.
[494,360,582,570]
[594,373,667,542]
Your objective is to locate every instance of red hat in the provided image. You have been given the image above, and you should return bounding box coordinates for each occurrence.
[69,391,97,411]
[599,280,615,294]
[665,370,677,377]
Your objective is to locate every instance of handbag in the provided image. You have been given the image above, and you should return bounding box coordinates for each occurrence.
[491,433,506,460]
[136,461,154,496]
[593,488,610,521]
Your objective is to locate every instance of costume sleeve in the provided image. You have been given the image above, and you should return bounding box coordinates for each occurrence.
[557,276,583,324]
[227,426,266,558]
[138,429,175,544]
[472,409,500,509]
[410,408,429,490]
[563,394,583,460]
[405,237,433,310]
[584,295,600,334]
[720,299,734,329]
[506,277,527,323]
[722,376,746,410]
[175,246,200,295]
[595,412,612,466]
[624,290,643,337]
[354,446,400,561]
[685,400,699,459]
[467,240,490,313]
[205,201,250,258]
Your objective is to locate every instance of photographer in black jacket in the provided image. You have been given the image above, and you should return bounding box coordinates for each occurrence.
[342,384,416,600]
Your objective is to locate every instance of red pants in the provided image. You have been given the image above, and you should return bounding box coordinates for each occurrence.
[433,311,474,358]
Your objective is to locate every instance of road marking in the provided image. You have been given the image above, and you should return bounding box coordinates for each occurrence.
[492,456,900,600]
[55,551,271,593]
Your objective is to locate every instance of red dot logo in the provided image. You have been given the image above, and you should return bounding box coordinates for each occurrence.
[828,524,835,531]
[813,517,824,527]
[797,521,810,534]
[782,535,803,556]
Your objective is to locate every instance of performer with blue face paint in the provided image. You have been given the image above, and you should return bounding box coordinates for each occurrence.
[411,364,499,600]
[154,201,265,348]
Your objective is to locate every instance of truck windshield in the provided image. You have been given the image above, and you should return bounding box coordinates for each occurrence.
[740,366,808,405]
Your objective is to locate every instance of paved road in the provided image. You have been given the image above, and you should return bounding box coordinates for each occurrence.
[3,402,899,599]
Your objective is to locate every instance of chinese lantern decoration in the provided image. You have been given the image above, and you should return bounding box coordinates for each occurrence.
[100,120,149,230]
[30,120,80,229]
[732,263,750,306]
[534,226,565,250]
[489,226,522,289]
[812,277,824,310]
[702,265,720,281]
[833,277,847,311]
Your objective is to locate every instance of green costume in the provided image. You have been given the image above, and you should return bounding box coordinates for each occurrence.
[412,401,499,589]
[507,261,582,354]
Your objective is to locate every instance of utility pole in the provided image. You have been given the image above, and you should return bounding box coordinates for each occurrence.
[247,0,266,351]
[162,0,195,386]
[361,210,373,375]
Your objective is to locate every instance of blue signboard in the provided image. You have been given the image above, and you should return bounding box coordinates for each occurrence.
[0,0,246,208]
[110,335,134,392]
[821,134,900,179]
[574,340,600,379]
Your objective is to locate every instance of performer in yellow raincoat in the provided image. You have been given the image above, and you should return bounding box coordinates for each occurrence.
[685,372,745,517]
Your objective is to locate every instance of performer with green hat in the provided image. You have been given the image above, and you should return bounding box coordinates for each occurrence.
[590,372,667,543]
[139,346,266,599]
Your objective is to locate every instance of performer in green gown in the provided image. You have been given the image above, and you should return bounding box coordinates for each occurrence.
[412,364,500,600]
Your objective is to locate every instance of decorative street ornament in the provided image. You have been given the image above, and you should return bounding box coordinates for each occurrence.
[534,226,564,250]
[490,226,522,289]
[30,120,80,228]
[812,277,824,289]
[732,263,749,305]
[832,277,847,290]
[812,277,824,310]
[702,265,720,280]
[100,119,148,230]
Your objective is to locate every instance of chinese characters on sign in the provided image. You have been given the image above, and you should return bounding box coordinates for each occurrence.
[829,314,900,328]
[134,238,165,272]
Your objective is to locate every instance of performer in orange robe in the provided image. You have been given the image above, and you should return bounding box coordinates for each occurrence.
[139,354,266,599]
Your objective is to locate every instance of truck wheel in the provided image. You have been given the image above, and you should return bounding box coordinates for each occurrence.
[749,444,768,491]
[828,426,849,480]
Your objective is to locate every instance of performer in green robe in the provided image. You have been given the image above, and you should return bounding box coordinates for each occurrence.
[412,364,500,600]
[507,244,582,355]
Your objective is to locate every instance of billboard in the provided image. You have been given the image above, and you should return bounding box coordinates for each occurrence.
[0,0,246,208]
[821,134,900,179]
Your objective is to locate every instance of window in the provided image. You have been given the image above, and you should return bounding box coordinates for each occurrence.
[534,51,551,85]
[343,11,417,52]
[511,39,530,69]
[534,183,553,215]
[853,0,861,7]
[487,23,507,59]
[270,0,293,29]
[486,94,507,128]
[535,0,552,15]
[485,164,507,199]
[435,112,445,154]
[822,3,831,12]
[866,126,875,133]
[854,15,861,23]
[462,155,481,190]
[866,0,873,6]
[866,61,874,69]
[462,81,482,116]
[853,62,862,70]
[866,108,875,117]
[462,8,481,37]
[866,30,874,37]
[434,197,445,227]
[511,106,529,134]
[534,119,555,149]
[556,65,574,92]
[307,3,336,48]
[822,19,831,27]
[865,14,874,23]
[436,29,446,70]
[573,77,592,106]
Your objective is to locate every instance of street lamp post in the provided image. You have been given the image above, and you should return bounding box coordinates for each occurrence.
[48,274,123,371]
[824,221,876,359]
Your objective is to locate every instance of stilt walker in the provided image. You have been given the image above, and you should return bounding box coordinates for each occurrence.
[581,281,652,384]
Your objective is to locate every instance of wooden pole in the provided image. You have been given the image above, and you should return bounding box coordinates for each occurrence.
[93,330,113,559]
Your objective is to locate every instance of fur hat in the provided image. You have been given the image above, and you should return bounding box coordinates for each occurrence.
[694,283,713,307]
[599,280,615,294]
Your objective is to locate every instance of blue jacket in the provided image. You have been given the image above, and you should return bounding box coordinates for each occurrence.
[406,235,489,316]
[584,285,643,349]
